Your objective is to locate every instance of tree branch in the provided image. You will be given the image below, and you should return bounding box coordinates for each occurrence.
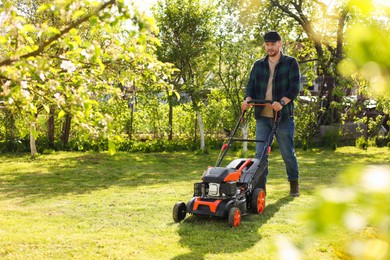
[298,58,318,64]
[270,0,305,28]
[270,0,323,57]
[0,0,116,67]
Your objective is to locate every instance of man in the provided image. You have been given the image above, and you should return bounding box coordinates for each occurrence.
[241,31,301,197]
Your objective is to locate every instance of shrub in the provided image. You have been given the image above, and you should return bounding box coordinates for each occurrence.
[375,134,390,147]
[294,97,321,149]
[355,136,368,150]
[322,130,340,150]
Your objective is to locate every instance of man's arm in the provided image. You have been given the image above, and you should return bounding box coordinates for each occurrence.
[272,58,300,111]
[242,62,257,111]
[284,58,301,101]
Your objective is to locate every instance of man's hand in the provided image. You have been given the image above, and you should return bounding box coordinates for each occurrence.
[241,98,252,111]
[272,97,290,112]
[271,101,283,112]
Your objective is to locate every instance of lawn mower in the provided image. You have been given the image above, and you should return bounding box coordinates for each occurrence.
[173,100,281,227]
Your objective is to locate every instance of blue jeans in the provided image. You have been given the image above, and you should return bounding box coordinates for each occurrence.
[255,116,299,181]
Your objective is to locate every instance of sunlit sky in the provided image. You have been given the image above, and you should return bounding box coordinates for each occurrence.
[129,0,390,15]
[130,0,157,15]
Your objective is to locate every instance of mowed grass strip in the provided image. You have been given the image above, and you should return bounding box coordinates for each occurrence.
[0,147,389,259]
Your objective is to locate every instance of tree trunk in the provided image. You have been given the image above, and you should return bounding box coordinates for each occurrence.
[127,105,134,141]
[62,114,71,145]
[30,122,37,158]
[241,122,249,155]
[193,115,197,143]
[196,110,205,151]
[48,106,55,148]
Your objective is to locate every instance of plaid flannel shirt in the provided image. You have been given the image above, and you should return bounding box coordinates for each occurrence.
[245,52,301,119]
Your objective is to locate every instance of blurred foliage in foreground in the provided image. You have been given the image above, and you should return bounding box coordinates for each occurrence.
[277,0,390,259]
[340,0,390,101]
[307,165,390,259]
[276,164,390,260]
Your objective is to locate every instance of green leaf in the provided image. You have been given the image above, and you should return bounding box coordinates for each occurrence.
[72,10,85,20]
[25,36,35,45]
[90,16,98,26]
[21,24,36,33]
[58,110,66,119]
[43,104,50,113]
[0,37,7,44]
[84,100,93,118]
[171,90,180,100]
[37,4,52,13]
[48,27,61,35]
[73,35,83,45]
[108,141,116,155]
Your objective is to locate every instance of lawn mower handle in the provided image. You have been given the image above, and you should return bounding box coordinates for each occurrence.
[242,100,272,116]
[247,99,273,105]
[216,100,281,167]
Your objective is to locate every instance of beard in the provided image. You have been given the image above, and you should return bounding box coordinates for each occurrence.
[267,49,279,57]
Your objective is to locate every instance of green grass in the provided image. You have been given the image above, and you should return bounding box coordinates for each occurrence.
[0,147,389,259]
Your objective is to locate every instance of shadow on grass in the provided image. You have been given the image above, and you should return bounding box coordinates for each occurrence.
[270,148,390,195]
[173,196,294,259]
[0,152,216,202]
[1,148,387,203]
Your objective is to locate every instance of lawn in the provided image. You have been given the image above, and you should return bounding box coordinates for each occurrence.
[0,147,389,259]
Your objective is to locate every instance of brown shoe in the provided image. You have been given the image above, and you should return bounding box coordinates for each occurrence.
[289,179,300,197]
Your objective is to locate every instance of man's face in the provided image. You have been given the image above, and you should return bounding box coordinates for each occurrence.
[264,41,282,57]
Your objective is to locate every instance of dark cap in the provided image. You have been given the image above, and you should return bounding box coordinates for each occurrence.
[263,31,281,42]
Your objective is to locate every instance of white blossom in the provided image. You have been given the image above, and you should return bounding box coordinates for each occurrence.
[81,49,91,59]
[39,72,46,81]
[21,81,28,89]
[21,89,30,98]
[147,63,155,70]
[60,60,77,73]
[2,81,11,95]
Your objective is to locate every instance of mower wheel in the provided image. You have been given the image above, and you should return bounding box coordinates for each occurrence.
[173,202,187,223]
[228,207,241,228]
[251,188,266,214]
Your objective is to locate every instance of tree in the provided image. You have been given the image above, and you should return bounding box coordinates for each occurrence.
[0,0,175,156]
[214,0,260,154]
[154,0,216,150]
[338,0,390,141]
[339,0,390,99]
[1,0,127,156]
